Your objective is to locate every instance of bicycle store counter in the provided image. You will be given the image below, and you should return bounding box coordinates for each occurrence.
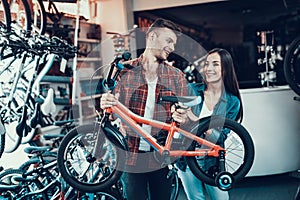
[240,85,300,176]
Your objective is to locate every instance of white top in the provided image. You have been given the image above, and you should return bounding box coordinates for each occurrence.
[139,77,158,151]
[199,101,213,119]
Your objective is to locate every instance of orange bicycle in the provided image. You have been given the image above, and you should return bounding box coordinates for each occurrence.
[57,52,255,193]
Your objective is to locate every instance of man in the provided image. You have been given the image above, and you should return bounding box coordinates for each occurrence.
[100,18,189,200]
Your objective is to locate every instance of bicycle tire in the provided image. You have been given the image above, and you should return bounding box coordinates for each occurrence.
[19,152,56,171]
[7,0,32,36]
[284,35,300,96]
[3,87,35,153]
[0,0,11,32]
[0,167,53,199]
[170,171,179,200]
[0,168,23,184]
[0,126,4,158]
[31,0,46,35]
[3,121,22,153]
[57,124,125,193]
[186,116,254,188]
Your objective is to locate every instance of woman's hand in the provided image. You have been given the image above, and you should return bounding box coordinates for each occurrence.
[100,91,119,109]
[171,103,189,124]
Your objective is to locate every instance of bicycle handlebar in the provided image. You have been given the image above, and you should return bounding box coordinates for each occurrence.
[102,51,131,91]
[0,31,77,59]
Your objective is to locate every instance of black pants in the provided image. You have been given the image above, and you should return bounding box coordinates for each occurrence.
[123,167,172,200]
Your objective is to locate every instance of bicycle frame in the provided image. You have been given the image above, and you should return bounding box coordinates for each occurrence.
[105,101,225,158]
[32,53,57,94]
[0,52,32,116]
[0,53,55,117]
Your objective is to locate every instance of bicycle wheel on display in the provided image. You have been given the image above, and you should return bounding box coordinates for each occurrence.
[2,87,35,153]
[0,0,11,32]
[19,151,57,171]
[284,36,300,96]
[57,124,126,193]
[0,122,4,158]
[7,0,32,36]
[186,116,255,190]
[31,0,46,35]
[0,167,53,199]
[0,168,23,185]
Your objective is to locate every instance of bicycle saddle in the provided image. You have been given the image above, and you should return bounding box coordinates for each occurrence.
[53,119,74,126]
[24,146,51,155]
[159,96,202,107]
[42,133,65,140]
[0,184,20,192]
[41,88,56,115]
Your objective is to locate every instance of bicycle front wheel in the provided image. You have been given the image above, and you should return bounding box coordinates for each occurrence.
[284,36,300,96]
[186,116,255,188]
[57,124,125,193]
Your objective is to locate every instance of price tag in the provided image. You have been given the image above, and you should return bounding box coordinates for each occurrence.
[60,58,67,73]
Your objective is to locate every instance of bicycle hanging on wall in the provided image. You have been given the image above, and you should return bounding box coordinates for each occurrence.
[283,35,300,97]
[1,0,76,36]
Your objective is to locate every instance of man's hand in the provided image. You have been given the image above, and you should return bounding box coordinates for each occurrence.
[171,103,189,124]
[100,91,119,109]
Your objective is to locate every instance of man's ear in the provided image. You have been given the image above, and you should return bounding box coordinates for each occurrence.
[148,31,157,41]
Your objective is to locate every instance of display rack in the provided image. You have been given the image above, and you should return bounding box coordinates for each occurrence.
[41,4,102,124]
[74,21,102,124]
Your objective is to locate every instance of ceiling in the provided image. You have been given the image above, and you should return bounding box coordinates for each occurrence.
[135,0,300,30]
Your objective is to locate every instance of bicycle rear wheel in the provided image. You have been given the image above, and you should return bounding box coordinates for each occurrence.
[57,124,125,193]
[170,170,179,200]
[7,0,32,36]
[186,116,254,189]
[0,0,11,32]
[284,36,300,96]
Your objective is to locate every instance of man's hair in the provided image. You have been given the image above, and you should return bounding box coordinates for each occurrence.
[146,18,181,37]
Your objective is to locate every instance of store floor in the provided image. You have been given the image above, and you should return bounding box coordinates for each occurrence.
[1,148,300,200]
[177,171,300,200]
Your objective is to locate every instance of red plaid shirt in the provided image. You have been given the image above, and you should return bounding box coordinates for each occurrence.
[114,56,188,168]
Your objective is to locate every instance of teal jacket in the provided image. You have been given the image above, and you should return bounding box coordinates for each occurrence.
[176,83,241,172]
[189,82,240,121]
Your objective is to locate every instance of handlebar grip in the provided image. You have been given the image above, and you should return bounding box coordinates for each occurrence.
[102,51,131,91]
[116,62,125,70]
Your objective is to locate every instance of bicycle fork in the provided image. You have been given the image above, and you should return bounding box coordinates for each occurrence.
[215,150,234,191]
[218,150,226,172]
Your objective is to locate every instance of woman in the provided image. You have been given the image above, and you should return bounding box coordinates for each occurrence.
[177,48,243,200]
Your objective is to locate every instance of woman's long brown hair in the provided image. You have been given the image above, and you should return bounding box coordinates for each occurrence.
[207,48,243,122]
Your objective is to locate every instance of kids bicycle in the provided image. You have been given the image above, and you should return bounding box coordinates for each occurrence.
[57,52,255,193]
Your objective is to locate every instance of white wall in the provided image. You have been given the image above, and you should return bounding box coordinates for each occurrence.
[97,0,134,64]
